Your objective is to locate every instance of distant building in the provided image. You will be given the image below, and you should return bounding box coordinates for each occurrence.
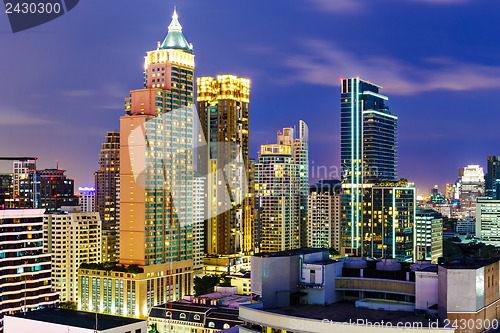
[415,208,443,264]
[78,186,96,213]
[4,308,146,333]
[456,217,475,235]
[0,174,12,210]
[457,165,484,218]
[486,156,500,199]
[148,288,247,333]
[43,206,101,302]
[307,180,341,251]
[94,131,120,263]
[227,271,251,295]
[12,159,39,208]
[0,209,59,332]
[476,198,500,245]
[38,168,78,212]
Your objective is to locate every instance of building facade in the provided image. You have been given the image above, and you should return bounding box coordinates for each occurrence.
[43,206,101,302]
[476,198,500,245]
[78,262,192,319]
[78,186,96,213]
[197,75,252,256]
[342,182,416,262]
[12,160,39,209]
[340,78,401,259]
[193,172,205,272]
[95,131,120,263]
[415,208,443,264]
[457,165,484,218]
[255,124,308,253]
[38,169,78,212]
[307,180,341,251]
[0,209,59,332]
[486,156,500,199]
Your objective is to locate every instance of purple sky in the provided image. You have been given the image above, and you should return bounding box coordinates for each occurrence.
[1,0,499,195]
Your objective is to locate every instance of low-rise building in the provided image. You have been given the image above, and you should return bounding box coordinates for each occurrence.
[148,287,248,333]
[77,261,193,319]
[228,270,251,295]
[4,308,146,333]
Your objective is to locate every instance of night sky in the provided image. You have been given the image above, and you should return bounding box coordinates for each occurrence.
[1,0,499,195]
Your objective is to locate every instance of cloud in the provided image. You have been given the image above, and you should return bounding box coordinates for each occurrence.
[63,89,95,97]
[310,0,468,12]
[309,0,362,12]
[0,105,54,125]
[282,40,500,95]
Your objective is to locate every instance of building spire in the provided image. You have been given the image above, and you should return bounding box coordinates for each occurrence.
[160,7,192,53]
[168,6,182,32]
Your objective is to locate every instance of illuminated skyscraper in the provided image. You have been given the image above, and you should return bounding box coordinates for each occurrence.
[95,131,120,262]
[340,78,411,260]
[12,159,39,209]
[79,9,194,318]
[256,122,307,253]
[486,156,500,199]
[197,75,253,255]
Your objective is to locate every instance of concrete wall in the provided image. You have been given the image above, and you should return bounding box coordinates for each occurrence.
[251,255,299,308]
[415,271,439,311]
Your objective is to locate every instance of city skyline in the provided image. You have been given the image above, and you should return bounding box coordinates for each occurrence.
[1,1,500,194]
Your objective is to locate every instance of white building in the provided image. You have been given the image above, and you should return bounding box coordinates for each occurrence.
[78,186,96,212]
[193,173,205,272]
[307,180,341,251]
[43,206,101,302]
[476,198,500,245]
[457,165,485,218]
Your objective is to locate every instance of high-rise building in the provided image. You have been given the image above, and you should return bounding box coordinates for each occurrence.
[342,183,415,262]
[307,180,341,251]
[12,159,39,209]
[77,9,195,319]
[197,75,252,256]
[457,165,484,218]
[256,123,307,253]
[476,198,500,245]
[43,206,101,302]
[78,186,96,213]
[340,78,405,260]
[0,174,12,210]
[193,172,205,272]
[341,78,397,183]
[486,156,500,199]
[38,169,78,212]
[0,209,59,332]
[415,208,443,264]
[95,131,120,263]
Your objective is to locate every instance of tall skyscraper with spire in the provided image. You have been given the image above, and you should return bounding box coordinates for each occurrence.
[78,9,194,319]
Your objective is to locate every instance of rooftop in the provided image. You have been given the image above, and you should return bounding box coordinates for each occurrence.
[265,301,440,327]
[440,257,500,270]
[9,308,144,330]
[255,248,327,258]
